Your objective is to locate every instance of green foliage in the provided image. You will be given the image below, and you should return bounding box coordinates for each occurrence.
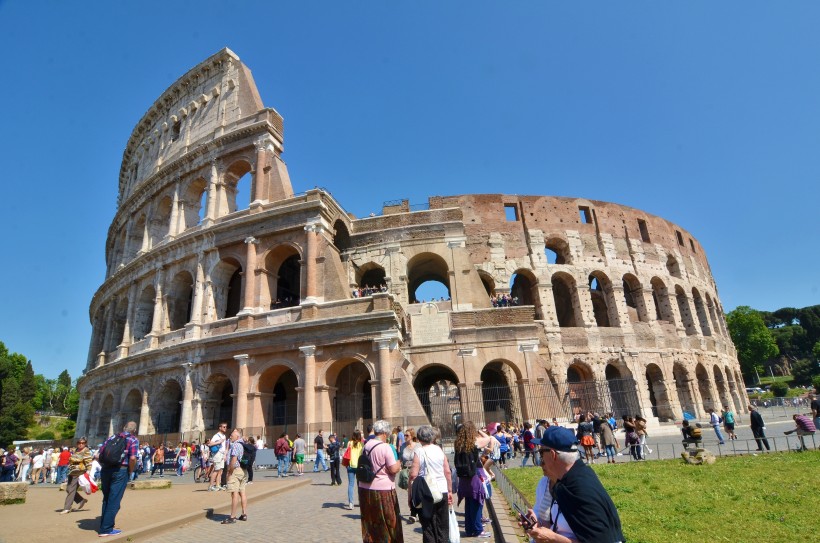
[813,341,820,361]
[770,382,789,397]
[761,305,820,361]
[57,418,76,435]
[813,375,820,394]
[727,306,780,377]
[36,430,55,440]
[791,358,820,386]
[504,452,820,543]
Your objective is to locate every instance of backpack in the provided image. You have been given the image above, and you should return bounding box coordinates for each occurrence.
[99,435,128,467]
[690,426,702,439]
[356,442,386,483]
[454,447,478,478]
[239,442,255,466]
[275,439,289,456]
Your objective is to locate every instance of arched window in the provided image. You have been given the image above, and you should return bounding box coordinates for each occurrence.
[650,277,675,324]
[691,288,711,336]
[223,161,252,215]
[552,273,581,327]
[675,285,697,336]
[622,274,649,323]
[132,285,155,340]
[588,272,619,327]
[183,177,208,230]
[666,254,682,278]
[211,259,243,319]
[333,220,351,252]
[510,270,536,306]
[407,253,450,303]
[168,271,195,330]
[544,237,571,265]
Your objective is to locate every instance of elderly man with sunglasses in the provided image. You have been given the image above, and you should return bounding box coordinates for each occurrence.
[521,426,624,543]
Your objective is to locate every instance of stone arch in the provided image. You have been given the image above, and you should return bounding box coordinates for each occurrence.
[200,373,234,430]
[132,285,155,340]
[89,307,106,361]
[357,262,387,292]
[258,365,299,428]
[211,258,243,319]
[167,270,194,331]
[150,195,174,246]
[695,363,715,412]
[589,271,620,327]
[222,159,253,215]
[107,295,129,351]
[128,214,146,259]
[691,288,712,336]
[413,364,460,434]
[121,388,143,430]
[332,219,351,252]
[666,254,682,278]
[262,243,302,309]
[605,362,640,417]
[566,361,596,417]
[726,366,743,413]
[407,252,450,303]
[97,394,115,436]
[152,378,182,434]
[327,358,374,434]
[552,272,582,327]
[477,270,495,299]
[622,273,649,323]
[510,268,537,306]
[544,236,572,265]
[645,364,674,421]
[480,360,523,424]
[650,277,675,324]
[182,176,208,230]
[705,293,721,337]
[673,363,696,417]
[713,365,731,410]
[675,285,697,336]
[112,228,126,269]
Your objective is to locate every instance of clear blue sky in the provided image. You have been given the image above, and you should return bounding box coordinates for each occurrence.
[1,1,818,379]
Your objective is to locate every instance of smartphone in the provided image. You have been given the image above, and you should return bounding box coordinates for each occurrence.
[512,503,535,530]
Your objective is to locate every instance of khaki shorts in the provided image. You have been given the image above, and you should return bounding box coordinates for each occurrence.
[213,451,225,471]
[226,467,247,492]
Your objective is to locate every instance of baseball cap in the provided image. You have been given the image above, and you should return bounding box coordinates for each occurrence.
[531,426,578,452]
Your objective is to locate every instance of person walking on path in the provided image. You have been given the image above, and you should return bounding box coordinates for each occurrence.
[327,433,343,486]
[313,430,329,472]
[708,408,726,445]
[408,424,453,543]
[274,433,292,478]
[358,419,403,543]
[748,405,770,452]
[292,434,307,476]
[221,428,248,524]
[60,437,93,514]
[721,406,737,440]
[97,420,139,537]
[207,422,228,491]
[343,429,363,510]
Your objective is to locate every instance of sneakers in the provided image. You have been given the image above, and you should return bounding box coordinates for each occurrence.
[208,485,218,491]
[221,517,236,524]
[407,515,417,524]
[99,529,122,537]
[77,498,88,510]
[346,503,354,510]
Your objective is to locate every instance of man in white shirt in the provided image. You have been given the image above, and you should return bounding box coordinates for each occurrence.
[207,422,228,491]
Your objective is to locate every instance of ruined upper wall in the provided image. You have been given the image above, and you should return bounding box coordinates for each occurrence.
[117,48,282,205]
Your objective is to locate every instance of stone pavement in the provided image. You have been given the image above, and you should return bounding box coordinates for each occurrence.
[141,470,498,543]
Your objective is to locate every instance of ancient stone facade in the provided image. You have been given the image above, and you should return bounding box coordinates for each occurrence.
[76,49,745,444]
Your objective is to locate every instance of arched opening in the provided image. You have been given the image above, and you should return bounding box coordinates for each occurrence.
[89,308,106,361]
[477,271,495,299]
[650,277,675,324]
[407,253,450,303]
[605,363,640,417]
[552,273,581,327]
[413,365,460,436]
[211,259,243,319]
[713,365,730,410]
[705,293,720,337]
[223,161,252,214]
[726,367,743,413]
[329,360,373,436]
[132,285,155,341]
[153,380,182,434]
[666,254,681,278]
[480,362,520,423]
[167,271,194,331]
[510,270,536,306]
[673,363,696,418]
[122,389,142,430]
[263,245,302,309]
[128,215,146,259]
[150,195,173,246]
[258,365,299,430]
[589,272,619,327]
[622,274,649,323]
[675,285,697,336]
[692,288,712,336]
[358,265,387,294]
[333,220,351,252]
[97,395,114,437]
[202,375,234,430]
[645,364,673,421]
[695,364,715,412]
[544,237,571,265]
[183,177,208,230]
[107,296,128,351]
[567,363,597,418]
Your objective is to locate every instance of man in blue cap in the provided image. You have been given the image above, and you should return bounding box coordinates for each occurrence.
[525,426,624,543]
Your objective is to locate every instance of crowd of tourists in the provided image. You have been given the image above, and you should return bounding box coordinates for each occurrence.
[490,293,520,307]
[352,283,389,298]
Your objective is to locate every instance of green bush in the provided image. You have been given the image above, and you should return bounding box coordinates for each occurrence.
[813,374,820,393]
[56,419,76,435]
[36,430,55,440]
[770,382,789,397]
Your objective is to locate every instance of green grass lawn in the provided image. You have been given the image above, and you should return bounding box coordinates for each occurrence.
[503,452,820,543]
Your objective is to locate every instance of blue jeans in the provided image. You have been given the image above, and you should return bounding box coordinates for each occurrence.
[463,496,484,536]
[99,466,129,535]
[712,425,725,443]
[56,465,69,484]
[277,455,287,476]
[347,468,356,504]
[313,449,328,472]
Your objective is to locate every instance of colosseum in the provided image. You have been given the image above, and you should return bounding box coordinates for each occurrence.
[75,48,745,444]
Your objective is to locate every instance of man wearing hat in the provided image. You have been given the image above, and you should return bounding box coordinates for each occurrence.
[525,426,624,543]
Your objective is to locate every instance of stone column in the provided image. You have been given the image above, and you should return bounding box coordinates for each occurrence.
[203,158,219,226]
[303,221,323,303]
[251,138,271,205]
[300,346,317,431]
[166,181,181,240]
[119,282,138,353]
[149,267,166,340]
[179,364,194,433]
[373,337,398,420]
[187,256,206,339]
[75,394,92,437]
[122,220,135,264]
[102,304,115,354]
[234,354,250,429]
[138,389,150,435]
[240,237,259,314]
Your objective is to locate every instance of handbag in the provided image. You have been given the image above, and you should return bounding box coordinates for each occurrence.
[341,444,351,468]
[397,467,409,489]
[448,506,461,543]
[421,448,443,504]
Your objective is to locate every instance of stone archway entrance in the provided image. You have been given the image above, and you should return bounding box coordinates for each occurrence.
[329,360,373,437]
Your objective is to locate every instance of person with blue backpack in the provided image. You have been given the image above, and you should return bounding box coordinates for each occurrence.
[96,420,139,537]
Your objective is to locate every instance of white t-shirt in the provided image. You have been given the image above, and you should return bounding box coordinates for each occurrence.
[32,454,44,469]
[210,431,227,456]
[532,476,575,543]
[416,444,448,494]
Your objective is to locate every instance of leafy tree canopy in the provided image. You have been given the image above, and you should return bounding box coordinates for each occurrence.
[726,306,780,376]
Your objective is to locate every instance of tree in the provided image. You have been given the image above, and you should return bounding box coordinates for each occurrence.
[20,360,36,405]
[727,306,780,379]
[813,341,820,361]
[790,358,819,386]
